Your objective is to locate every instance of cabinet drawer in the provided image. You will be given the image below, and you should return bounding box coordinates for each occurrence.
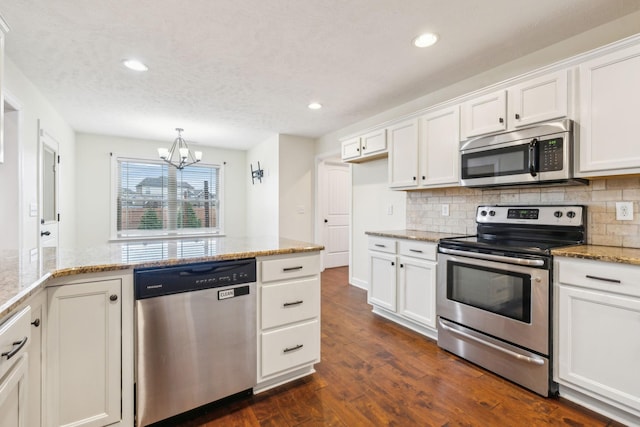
[368,237,396,254]
[398,240,437,261]
[261,255,320,283]
[261,320,320,377]
[262,277,319,329]
[556,257,640,297]
[0,307,31,379]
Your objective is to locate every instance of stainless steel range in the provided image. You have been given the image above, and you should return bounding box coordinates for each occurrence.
[437,205,586,396]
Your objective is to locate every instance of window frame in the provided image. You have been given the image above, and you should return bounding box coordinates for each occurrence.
[110,154,225,241]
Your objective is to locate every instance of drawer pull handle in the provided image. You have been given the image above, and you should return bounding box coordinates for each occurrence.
[283,266,303,272]
[283,344,304,353]
[283,300,303,307]
[374,244,386,248]
[409,249,423,253]
[1,337,28,360]
[585,275,621,284]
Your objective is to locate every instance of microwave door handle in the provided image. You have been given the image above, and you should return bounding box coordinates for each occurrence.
[528,138,538,177]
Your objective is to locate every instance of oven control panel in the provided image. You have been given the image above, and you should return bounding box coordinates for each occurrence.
[477,205,584,226]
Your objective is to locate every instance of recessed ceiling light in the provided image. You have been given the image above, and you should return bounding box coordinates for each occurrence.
[122,59,149,71]
[308,102,322,110]
[413,33,439,48]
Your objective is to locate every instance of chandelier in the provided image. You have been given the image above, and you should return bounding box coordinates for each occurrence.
[157,128,202,170]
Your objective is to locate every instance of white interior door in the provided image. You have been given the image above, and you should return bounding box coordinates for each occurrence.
[319,160,350,268]
[39,124,59,251]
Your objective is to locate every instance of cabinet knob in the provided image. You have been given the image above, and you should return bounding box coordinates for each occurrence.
[324,219,328,223]
[109,294,118,302]
[422,176,426,180]
[362,146,367,150]
[499,117,504,124]
[400,264,404,268]
[412,176,417,181]
[515,113,520,120]
[31,319,41,327]
[391,262,395,266]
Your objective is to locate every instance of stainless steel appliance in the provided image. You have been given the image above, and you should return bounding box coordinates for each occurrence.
[460,119,587,188]
[437,205,586,396]
[134,258,257,426]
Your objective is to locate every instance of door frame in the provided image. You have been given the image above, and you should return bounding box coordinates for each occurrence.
[2,90,24,252]
[38,121,60,253]
[314,150,352,272]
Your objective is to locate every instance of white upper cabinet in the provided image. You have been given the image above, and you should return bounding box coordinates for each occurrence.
[461,90,507,139]
[420,106,460,187]
[389,107,460,190]
[508,70,568,128]
[341,137,361,160]
[461,70,569,140]
[388,119,419,188]
[577,43,640,177]
[341,129,388,163]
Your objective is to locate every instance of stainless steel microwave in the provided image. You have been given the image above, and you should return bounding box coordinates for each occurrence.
[460,119,587,188]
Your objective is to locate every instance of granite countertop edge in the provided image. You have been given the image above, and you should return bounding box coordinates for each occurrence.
[0,244,324,320]
[551,245,640,266]
[365,229,464,243]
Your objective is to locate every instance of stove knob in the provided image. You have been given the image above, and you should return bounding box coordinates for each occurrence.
[480,210,488,217]
[489,210,496,216]
[554,211,563,218]
[567,211,576,218]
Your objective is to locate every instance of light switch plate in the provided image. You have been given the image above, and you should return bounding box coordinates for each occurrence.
[442,204,450,216]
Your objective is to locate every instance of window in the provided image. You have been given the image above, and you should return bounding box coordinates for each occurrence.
[114,158,222,238]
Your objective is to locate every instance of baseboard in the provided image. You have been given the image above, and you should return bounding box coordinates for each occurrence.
[349,276,368,290]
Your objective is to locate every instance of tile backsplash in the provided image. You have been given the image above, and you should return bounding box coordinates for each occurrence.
[406,177,640,248]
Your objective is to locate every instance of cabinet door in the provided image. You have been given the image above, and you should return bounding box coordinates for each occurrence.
[461,90,507,139]
[508,70,568,128]
[0,355,28,427]
[578,43,640,175]
[368,251,396,311]
[47,279,122,427]
[397,257,436,328]
[388,119,419,188]
[341,137,361,160]
[558,285,640,411]
[361,128,387,156]
[420,106,460,187]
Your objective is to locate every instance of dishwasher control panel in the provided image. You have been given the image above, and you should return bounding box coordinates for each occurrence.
[134,258,256,299]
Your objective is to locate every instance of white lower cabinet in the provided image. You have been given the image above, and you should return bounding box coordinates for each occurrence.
[46,273,133,427]
[368,236,437,337]
[256,253,321,393]
[555,257,640,425]
[0,306,31,427]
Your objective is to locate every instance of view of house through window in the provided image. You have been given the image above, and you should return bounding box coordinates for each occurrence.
[116,158,221,237]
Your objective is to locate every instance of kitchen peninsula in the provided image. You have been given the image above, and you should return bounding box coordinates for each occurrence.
[0,236,323,427]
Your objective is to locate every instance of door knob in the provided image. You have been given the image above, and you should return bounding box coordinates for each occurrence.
[41,231,51,236]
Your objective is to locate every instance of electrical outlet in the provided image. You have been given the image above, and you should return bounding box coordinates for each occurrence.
[442,204,450,216]
[616,201,634,221]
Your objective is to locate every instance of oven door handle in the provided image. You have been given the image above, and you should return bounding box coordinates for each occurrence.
[438,318,545,366]
[439,247,545,267]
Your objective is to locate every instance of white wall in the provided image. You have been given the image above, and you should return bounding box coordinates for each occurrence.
[279,134,315,242]
[3,57,76,254]
[350,159,406,289]
[74,133,247,248]
[314,11,640,288]
[0,105,19,249]
[246,135,279,237]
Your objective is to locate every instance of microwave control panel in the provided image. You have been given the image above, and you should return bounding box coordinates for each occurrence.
[538,138,563,172]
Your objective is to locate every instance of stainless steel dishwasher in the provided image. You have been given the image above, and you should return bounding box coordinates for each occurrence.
[134,258,257,426]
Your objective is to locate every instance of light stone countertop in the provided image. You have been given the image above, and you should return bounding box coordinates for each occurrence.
[551,245,640,266]
[0,236,324,320]
[365,229,468,243]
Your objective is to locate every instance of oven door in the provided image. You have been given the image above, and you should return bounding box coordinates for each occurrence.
[436,250,550,355]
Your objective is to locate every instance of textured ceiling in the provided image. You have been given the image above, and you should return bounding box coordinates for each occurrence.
[2,0,640,150]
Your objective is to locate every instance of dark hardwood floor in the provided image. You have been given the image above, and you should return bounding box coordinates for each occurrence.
[171,266,622,426]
